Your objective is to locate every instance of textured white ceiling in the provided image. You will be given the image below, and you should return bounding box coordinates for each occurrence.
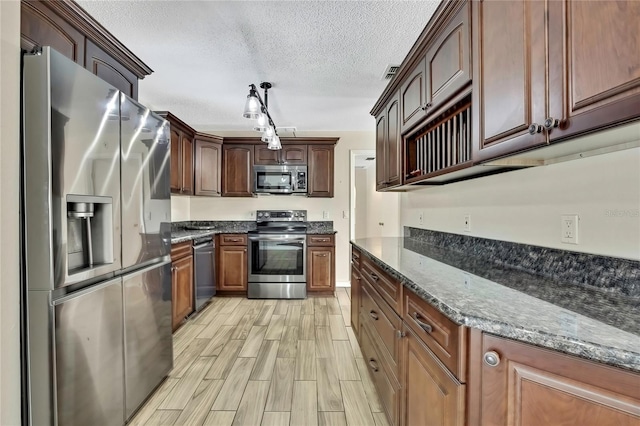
[77,0,440,132]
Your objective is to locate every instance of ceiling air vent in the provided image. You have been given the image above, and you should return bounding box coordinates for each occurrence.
[382,65,400,80]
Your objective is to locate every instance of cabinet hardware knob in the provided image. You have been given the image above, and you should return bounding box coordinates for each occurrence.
[370,273,379,281]
[396,330,406,339]
[483,351,501,367]
[243,249,247,252]
[528,123,543,135]
[368,358,379,372]
[421,102,433,111]
[412,312,433,333]
[369,310,379,321]
[543,117,560,130]
[317,253,328,257]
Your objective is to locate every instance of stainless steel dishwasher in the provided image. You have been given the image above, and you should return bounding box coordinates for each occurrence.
[193,237,216,311]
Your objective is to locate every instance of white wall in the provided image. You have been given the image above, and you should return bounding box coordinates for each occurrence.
[365,164,401,238]
[171,195,191,221]
[0,1,22,424]
[354,168,368,239]
[184,131,376,285]
[401,145,640,261]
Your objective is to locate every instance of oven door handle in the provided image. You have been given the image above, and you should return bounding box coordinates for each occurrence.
[248,234,306,242]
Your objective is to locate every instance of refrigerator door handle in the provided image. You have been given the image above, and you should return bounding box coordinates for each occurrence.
[119,258,171,278]
[53,276,123,305]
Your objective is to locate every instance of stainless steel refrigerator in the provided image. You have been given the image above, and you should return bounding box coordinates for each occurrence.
[22,47,173,426]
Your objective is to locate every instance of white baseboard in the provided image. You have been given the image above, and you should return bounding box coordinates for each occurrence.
[336,281,350,288]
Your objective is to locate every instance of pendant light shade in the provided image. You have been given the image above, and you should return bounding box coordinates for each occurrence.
[256,111,268,128]
[261,126,275,142]
[242,89,260,119]
[268,134,281,150]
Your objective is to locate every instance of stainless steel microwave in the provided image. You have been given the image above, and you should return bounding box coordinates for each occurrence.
[254,165,307,194]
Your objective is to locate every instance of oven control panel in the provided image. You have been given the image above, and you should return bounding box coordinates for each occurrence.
[256,210,307,222]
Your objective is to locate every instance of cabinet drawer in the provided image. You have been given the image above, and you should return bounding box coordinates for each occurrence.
[171,241,192,261]
[361,256,402,315]
[308,234,334,246]
[404,290,467,382]
[351,246,361,270]
[361,280,401,380]
[360,321,401,426]
[220,234,247,246]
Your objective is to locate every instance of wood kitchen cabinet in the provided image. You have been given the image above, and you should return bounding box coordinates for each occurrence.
[158,112,195,195]
[400,1,471,134]
[404,324,465,426]
[307,235,335,294]
[171,242,194,332]
[307,145,334,197]
[222,145,254,197]
[194,133,223,196]
[20,0,151,99]
[473,0,640,162]
[472,333,640,426]
[350,247,362,334]
[217,234,248,292]
[254,144,307,165]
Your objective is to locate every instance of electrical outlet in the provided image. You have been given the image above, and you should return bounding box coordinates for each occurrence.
[463,214,471,232]
[323,211,330,219]
[561,214,579,244]
[418,212,424,225]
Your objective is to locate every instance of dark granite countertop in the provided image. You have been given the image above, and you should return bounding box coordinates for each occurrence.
[351,236,640,373]
[171,221,335,243]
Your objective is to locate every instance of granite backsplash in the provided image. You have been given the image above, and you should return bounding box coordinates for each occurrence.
[404,227,640,298]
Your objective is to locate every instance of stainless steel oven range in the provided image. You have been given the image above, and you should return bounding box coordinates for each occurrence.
[248,210,308,299]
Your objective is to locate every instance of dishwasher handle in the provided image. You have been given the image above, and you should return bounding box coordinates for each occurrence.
[193,240,214,250]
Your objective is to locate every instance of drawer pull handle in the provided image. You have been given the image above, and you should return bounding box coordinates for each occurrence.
[412,312,433,334]
[369,310,379,321]
[483,351,501,367]
[370,273,379,281]
[317,253,328,257]
[368,358,379,372]
[228,238,241,242]
[316,238,329,242]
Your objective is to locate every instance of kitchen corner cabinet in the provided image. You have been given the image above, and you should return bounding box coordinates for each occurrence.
[222,145,254,197]
[307,235,335,293]
[254,144,308,165]
[194,133,223,196]
[20,0,151,99]
[217,234,248,292]
[473,0,640,162]
[158,112,194,195]
[473,333,640,426]
[171,242,194,332]
[307,145,335,197]
[376,91,401,190]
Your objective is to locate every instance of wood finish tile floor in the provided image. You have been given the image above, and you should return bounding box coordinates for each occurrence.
[130,288,387,426]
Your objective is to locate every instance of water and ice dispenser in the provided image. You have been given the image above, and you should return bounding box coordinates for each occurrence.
[67,195,114,272]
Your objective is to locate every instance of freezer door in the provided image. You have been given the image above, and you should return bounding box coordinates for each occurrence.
[123,261,173,419]
[120,96,171,269]
[54,277,125,426]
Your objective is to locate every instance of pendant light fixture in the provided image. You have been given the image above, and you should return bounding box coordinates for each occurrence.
[242,82,282,150]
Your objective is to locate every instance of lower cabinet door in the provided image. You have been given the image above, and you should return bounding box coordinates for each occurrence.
[218,246,247,291]
[350,267,361,333]
[172,255,193,330]
[404,325,465,426]
[307,247,335,292]
[479,334,640,426]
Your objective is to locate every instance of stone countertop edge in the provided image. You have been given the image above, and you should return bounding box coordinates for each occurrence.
[351,238,640,373]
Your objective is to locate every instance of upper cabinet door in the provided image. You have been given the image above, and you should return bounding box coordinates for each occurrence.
[281,145,308,165]
[386,94,402,187]
[85,40,138,99]
[194,138,222,197]
[222,145,253,197]
[169,129,182,193]
[546,0,640,141]
[20,1,85,64]
[180,134,194,195]
[425,2,471,110]
[307,145,334,197]
[472,0,548,162]
[400,57,427,133]
[376,113,387,190]
[254,145,280,165]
